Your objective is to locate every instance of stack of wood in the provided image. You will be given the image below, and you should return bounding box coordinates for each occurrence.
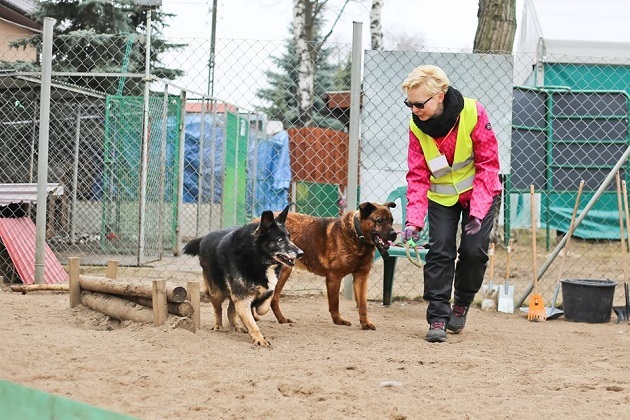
[12,258,201,333]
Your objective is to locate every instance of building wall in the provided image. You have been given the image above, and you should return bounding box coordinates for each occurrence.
[0,19,38,62]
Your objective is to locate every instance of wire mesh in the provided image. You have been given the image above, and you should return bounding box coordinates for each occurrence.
[0,30,628,309]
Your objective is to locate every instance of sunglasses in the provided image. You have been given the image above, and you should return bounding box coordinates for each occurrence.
[404,96,434,110]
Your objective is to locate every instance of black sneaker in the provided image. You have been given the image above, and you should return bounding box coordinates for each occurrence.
[426,321,447,343]
[447,304,470,334]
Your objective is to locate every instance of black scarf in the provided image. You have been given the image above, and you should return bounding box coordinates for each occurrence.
[412,87,465,138]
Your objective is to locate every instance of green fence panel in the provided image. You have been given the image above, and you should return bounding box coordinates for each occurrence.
[222,111,249,227]
[0,380,135,420]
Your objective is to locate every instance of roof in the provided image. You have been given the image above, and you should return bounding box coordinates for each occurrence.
[0,183,64,206]
[0,0,38,15]
[0,0,40,31]
[0,217,68,285]
[0,72,107,100]
[185,101,238,114]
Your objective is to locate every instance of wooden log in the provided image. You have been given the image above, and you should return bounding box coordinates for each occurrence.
[80,291,195,332]
[125,296,194,317]
[11,283,69,293]
[80,291,154,324]
[78,275,187,303]
[69,257,80,308]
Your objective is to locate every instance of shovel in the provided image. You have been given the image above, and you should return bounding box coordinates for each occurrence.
[545,283,564,320]
[481,243,498,311]
[497,239,514,313]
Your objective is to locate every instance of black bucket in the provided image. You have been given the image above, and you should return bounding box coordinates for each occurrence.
[561,279,617,323]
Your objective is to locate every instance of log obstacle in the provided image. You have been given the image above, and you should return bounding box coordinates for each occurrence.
[10,283,69,293]
[67,257,201,332]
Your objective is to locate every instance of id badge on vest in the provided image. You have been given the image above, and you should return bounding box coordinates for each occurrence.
[427,154,449,177]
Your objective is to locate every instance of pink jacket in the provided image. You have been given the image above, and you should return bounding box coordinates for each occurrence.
[405,101,502,229]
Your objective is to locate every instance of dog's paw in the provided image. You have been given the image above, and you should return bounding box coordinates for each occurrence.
[211,325,222,331]
[361,322,376,331]
[232,326,248,334]
[251,335,271,348]
[277,317,293,324]
[333,318,352,326]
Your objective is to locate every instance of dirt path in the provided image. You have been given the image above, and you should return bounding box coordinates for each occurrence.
[1,287,629,419]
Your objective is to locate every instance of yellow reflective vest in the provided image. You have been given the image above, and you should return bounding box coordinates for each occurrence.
[409,97,478,206]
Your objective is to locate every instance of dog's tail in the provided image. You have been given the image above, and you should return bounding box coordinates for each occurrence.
[182,237,202,256]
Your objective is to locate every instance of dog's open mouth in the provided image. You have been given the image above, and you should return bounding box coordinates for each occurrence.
[372,233,391,253]
[274,254,297,267]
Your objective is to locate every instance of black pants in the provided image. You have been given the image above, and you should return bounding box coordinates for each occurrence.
[423,195,500,324]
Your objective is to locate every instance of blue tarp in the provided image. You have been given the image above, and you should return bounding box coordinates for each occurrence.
[93,113,290,212]
[183,114,224,203]
[247,130,291,216]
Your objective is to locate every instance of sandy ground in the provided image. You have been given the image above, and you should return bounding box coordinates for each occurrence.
[1,282,630,420]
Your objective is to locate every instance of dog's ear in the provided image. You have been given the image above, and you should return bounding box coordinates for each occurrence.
[255,210,275,235]
[384,201,397,209]
[358,202,376,219]
[276,203,291,224]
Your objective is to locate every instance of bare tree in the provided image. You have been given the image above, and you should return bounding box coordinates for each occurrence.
[473,0,517,53]
[293,0,314,126]
[292,0,351,126]
[370,0,383,50]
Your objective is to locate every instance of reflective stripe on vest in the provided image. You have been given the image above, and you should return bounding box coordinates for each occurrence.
[409,97,478,206]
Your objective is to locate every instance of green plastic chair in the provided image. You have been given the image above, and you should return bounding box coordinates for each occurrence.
[374,186,429,305]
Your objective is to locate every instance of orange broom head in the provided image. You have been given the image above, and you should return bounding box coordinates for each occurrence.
[527,294,547,321]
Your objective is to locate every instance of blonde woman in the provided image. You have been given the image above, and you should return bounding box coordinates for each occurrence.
[401,65,502,343]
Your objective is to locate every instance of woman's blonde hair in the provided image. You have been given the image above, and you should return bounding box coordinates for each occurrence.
[401,65,450,96]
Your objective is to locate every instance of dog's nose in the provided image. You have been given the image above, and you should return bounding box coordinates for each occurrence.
[295,248,304,259]
[387,229,397,241]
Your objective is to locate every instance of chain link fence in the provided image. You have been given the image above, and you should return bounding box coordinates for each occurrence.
[1,28,628,309]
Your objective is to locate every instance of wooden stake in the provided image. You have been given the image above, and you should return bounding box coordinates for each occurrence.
[68,257,80,308]
[152,280,167,326]
[187,281,201,330]
[105,260,118,279]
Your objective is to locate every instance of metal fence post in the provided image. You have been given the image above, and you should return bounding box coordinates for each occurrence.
[342,21,363,300]
[34,17,55,284]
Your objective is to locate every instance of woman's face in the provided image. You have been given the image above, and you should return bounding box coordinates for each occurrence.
[406,86,444,121]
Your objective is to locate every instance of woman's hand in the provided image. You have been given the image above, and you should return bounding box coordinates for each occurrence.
[464,217,482,235]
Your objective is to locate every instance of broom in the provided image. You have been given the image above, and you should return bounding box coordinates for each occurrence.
[528,184,546,321]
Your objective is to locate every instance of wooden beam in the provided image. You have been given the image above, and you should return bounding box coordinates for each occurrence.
[11,283,69,293]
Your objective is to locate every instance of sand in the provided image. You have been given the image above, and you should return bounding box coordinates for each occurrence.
[1,283,629,419]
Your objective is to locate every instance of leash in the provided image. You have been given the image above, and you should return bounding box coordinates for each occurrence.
[403,239,425,267]
[391,231,425,267]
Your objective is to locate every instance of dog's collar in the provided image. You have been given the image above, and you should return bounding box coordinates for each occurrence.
[353,214,373,246]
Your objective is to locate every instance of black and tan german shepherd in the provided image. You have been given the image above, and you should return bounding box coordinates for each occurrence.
[183,205,303,347]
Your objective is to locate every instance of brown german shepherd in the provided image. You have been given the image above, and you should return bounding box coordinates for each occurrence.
[272,202,397,330]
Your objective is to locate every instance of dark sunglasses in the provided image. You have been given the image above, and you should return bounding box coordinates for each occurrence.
[404,96,434,109]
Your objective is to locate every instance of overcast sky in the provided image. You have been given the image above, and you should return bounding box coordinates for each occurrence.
[161,0,482,50]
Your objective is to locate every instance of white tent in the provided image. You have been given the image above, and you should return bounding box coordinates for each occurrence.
[514,0,630,84]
